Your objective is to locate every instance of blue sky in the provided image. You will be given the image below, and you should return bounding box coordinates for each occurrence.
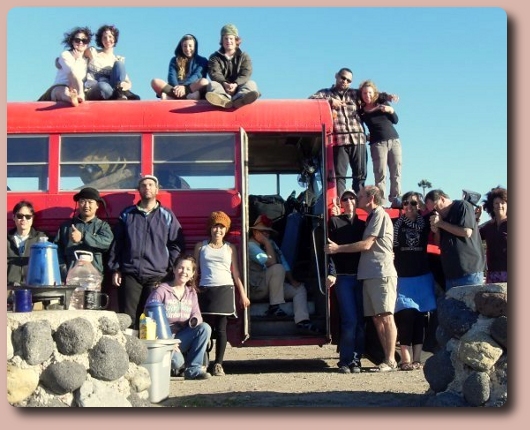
[6,7,507,220]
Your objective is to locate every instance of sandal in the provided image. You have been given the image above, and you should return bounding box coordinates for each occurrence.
[399,362,414,371]
[412,361,423,370]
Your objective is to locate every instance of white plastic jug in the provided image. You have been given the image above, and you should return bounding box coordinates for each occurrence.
[66,251,103,310]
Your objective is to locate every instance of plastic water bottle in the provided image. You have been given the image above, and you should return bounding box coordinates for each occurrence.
[66,251,103,310]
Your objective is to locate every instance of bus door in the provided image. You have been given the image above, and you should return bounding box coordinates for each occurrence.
[238,127,250,343]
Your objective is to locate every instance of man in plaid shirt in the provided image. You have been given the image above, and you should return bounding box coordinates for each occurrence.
[310,68,397,198]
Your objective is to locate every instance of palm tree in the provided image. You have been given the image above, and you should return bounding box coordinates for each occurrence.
[417,179,433,198]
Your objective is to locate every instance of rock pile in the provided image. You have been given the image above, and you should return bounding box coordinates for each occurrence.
[7,310,152,407]
[423,283,507,407]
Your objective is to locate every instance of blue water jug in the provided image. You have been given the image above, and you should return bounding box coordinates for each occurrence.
[145,301,173,339]
[25,237,62,286]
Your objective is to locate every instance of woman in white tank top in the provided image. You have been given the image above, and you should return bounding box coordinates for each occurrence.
[193,211,250,376]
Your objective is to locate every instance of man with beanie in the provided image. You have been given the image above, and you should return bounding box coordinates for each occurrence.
[54,187,114,280]
[205,23,260,109]
[108,175,185,329]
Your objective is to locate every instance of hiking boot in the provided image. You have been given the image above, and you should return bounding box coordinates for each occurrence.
[377,360,398,372]
[338,365,351,374]
[232,90,260,109]
[211,363,225,376]
[205,92,232,109]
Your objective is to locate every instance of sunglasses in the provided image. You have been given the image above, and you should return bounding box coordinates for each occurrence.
[73,37,89,44]
[16,213,33,220]
[341,196,355,202]
[402,200,419,207]
[340,76,352,83]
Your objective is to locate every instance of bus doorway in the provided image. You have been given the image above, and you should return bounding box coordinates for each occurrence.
[243,132,329,346]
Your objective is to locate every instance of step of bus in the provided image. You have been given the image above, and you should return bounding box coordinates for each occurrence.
[249,301,315,318]
[249,316,325,337]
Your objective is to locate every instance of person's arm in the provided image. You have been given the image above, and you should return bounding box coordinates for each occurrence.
[167,57,178,86]
[229,243,250,307]
[249,233,278,267]
[188,289,204,327]
[233,51,252,87]
[82,220,114,252]
[182,56,207,86]
[430,211,472,238]
[166,213,185,268]
[207,54,226,84]
[325,235,377,254]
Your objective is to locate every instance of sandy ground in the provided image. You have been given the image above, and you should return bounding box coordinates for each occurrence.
[156,344,433,408]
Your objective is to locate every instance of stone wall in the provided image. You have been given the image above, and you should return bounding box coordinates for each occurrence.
[7,310,153,407]
[423,283,508,407]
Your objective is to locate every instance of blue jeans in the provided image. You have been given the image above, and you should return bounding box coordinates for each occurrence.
[334,275,365,367]
[445,272,484,290]
[171,322,211,378]
[86,61,127,100]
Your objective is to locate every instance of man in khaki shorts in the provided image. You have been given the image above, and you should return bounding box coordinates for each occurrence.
[325,185,398,371]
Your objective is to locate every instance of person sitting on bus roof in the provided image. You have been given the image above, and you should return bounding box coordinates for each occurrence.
[194,211,250,377]
[151,33,209,101]
[248,215,321,335]
[53,187,114,280]
[85,24,139,101]
[38,26,92,107]
[205,24,260,110]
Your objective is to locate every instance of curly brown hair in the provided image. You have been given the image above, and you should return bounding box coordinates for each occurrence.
[482,186,507,219]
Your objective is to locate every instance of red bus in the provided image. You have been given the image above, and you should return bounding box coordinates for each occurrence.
[7,99,401,349]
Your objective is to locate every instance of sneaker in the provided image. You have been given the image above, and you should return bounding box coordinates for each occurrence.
[232,90,260,109]
[338,365,351,374]
[264,305,288,318]
[377,360,398,372]
[296,320,321,335]
[184,370,211,380]
[211,363,225,377]
[205,92,232,109]
[350,364,361,374]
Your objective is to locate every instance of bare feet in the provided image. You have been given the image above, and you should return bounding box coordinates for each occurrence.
[161,93,168,100]
[69,88,79,107]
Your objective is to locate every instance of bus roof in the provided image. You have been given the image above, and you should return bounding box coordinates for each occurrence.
[7,99,333,134]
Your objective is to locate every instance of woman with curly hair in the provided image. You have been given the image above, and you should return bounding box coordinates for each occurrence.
[150,34,209,100]
[85,24,138,100]
[480,186,508,283]
[38,26,92,106]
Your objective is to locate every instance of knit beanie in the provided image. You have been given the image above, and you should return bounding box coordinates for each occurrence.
[221,24,239,38]
[208,211,231,231]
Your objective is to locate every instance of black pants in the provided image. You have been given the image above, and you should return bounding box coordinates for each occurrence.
[118,274,163,329]
[394,308,426,346]
[333,144,367,197]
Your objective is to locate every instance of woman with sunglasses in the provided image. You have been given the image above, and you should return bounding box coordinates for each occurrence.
[38,27,92,106]
[392,191,437,371]
[7,201,48,286]
[85,25,138,101]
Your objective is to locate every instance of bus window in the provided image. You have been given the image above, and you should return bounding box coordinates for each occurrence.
[60,135,141,190]
[154,134,236,190]
[7,136,49,191]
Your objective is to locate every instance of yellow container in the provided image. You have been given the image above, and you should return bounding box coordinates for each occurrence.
[139,313,157,340]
